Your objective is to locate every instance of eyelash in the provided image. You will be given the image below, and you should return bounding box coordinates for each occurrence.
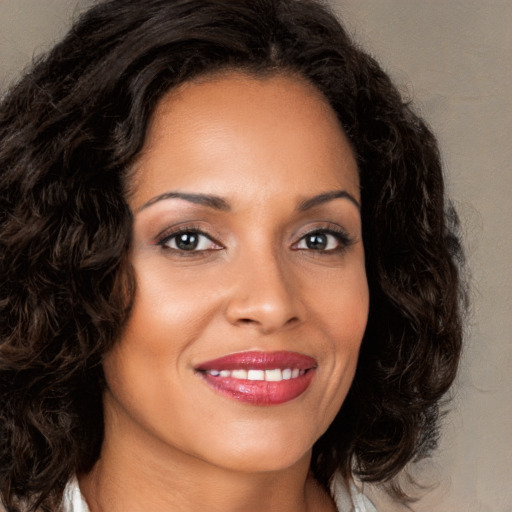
[156,225,223,255]
[155,224,354,255]
[293,226,354,254]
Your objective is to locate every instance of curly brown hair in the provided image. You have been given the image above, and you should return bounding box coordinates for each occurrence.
[0,0,465,510]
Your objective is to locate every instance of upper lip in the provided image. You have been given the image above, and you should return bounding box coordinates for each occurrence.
[195,351,317,371]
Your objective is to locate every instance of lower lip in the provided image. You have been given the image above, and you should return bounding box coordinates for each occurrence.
[198,370,315,405]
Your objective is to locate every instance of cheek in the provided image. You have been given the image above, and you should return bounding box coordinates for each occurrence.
[307,259,369,344]
[101,306,195,448]
[333,267,369,375]
[102,321,172,415]
[305,262,369,407]
[101,257,223,415]
[124,257,219,351]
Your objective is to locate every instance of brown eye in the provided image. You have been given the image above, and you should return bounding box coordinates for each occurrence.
[159,230,221,252]
[174,232,200,251]
[296,229,350,252]
[303,233,328,250]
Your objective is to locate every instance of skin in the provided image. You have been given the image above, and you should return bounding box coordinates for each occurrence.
[80,72,369,512]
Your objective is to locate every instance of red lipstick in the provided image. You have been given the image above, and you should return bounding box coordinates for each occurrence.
[195,351,317,405]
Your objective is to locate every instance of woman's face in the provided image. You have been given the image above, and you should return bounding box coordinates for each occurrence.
[102,72,369,474]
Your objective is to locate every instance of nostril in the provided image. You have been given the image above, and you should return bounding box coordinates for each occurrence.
[284,316,299,328]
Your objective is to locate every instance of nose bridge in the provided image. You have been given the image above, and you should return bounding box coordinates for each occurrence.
[225,239,300,333]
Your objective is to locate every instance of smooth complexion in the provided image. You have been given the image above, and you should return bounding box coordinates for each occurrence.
[80,73,369,512]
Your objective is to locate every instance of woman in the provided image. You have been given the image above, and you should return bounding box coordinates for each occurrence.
[0,0,465,511]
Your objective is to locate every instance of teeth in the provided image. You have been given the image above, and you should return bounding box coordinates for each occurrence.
[247,369,265,380]
[265,369,282,381]
[205,368,306,381]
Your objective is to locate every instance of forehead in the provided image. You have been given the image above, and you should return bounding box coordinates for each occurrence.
[130,72,359,209]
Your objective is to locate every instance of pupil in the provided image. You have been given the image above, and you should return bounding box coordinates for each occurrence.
[176,233,198,250]
[306,234,327,250]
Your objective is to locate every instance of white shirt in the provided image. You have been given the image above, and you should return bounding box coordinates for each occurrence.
[62,473,377,512]
[331,473,378,512]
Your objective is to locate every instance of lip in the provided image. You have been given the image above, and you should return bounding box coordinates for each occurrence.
[195,351,317,406]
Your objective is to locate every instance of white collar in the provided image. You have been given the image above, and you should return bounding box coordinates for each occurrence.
[331,473,378,512]
[62,475,90,512]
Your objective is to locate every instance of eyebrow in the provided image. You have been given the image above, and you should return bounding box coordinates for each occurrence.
[136,189,360,213]
[136,192,231,212]
[297,190,360,211]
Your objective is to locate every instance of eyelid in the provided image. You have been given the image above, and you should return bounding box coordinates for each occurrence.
[292,223,355,251]
[152,221,354,254]
[155,224,224,251]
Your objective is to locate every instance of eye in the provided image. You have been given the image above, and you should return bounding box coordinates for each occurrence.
[158,229,222,252]
[295,229,352,252]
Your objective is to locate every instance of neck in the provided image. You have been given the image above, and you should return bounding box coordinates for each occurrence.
[78,396,336,512]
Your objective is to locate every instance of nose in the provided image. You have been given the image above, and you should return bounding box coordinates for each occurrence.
[224,249,302,334]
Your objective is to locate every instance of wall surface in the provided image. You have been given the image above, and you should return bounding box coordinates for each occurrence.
[1,1,511,511]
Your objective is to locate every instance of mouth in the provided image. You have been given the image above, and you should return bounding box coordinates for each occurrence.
[194,351,317,405]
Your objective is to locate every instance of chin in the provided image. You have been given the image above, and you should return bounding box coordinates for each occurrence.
[214,447,311,474]
[191,421,322,474]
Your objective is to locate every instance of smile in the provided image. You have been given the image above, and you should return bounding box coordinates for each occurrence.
[205,368,306,381]
[195,351,317,405]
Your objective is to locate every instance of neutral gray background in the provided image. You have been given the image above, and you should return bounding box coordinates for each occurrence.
[1,1,511,511]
